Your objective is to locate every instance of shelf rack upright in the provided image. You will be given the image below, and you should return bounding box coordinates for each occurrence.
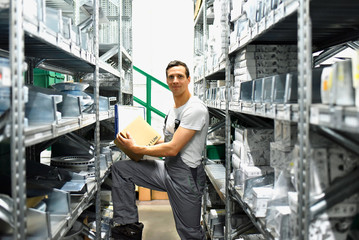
[10,0,26,238]
[297,0,312,238]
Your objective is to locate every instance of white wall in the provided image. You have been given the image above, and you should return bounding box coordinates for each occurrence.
[132,0,194,134]
[133,0,194,83]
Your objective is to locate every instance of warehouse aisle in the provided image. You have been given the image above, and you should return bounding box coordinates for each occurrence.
[137,200,180,240]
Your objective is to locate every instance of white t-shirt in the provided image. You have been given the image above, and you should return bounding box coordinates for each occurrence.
[165,96,209,168]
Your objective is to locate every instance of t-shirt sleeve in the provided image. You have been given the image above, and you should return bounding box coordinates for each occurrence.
[180,103,208,131]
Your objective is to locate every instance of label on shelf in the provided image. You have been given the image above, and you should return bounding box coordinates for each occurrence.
[252,23,258,38]
[310,107,320,124]
[39,22,46,36]
[258,18,266,34]
[81,50,87,60]
[283,105,291,120]
[259,104,265,115]
[319,113,331,124]
[266,11,274,27]
[344,116,359,129]
[268,104,276,118]
[275,4,285,22]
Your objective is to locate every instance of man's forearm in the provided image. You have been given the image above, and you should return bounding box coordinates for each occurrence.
[133,142,179,157]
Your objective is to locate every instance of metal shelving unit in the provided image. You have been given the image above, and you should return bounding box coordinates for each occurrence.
[0,0,133,238]
[205,164,226,203]
[230,182,274,240]
[24,111,114,146]
[194,0,359,239]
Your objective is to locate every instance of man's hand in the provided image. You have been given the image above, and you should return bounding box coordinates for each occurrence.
[115,132,135,149]
[114,132,141,162]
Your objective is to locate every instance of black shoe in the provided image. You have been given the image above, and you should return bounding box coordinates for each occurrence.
[111,222,144,240]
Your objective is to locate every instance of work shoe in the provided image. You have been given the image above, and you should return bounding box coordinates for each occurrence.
[111,222,144,240]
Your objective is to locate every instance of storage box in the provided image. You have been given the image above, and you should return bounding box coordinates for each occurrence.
[209,209,226,230]
[46,7,62,34]
[282,121,297,146]
[272,74,287,103]
[138,187,151,201]
[239,165,274,187]
[262,76,275,102]
[252,187,273,217]
[274,120,282,142]
[253,78,263,102]
[25,86,58,125]
[151,190,168,200]
[232,140,241,157]
[333,60,355,106]
[232,153,241,169]
[244,148,270,166]
[236,127,274,148]
[284,67,324,104]
[0,86,10,114]
[234,127,245,142]
[207,143,225,160]
[239,81,253,101]
[269,141,293,170]
[33,68,64,89]
[0,57,10,86]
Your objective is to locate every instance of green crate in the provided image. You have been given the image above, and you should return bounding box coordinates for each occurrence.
[33,68,64,88]
[55,72,65,80]
[206,143,225,160]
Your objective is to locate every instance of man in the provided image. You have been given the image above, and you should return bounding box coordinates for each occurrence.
[111,60,209,240]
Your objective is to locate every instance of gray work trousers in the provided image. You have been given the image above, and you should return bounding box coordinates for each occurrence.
[111,154,206,240]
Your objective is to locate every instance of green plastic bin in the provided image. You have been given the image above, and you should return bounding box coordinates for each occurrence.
[206,143,225,160]
[33,68,64,88]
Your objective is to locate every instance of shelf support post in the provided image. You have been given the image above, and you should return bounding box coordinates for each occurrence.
[10,0,26,239]
[118,0,123,105]
[224,0,232,239]
[93,0,102,238]
[297,0,312,239]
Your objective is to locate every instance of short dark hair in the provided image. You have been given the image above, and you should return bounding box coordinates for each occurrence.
[166,60,190,78]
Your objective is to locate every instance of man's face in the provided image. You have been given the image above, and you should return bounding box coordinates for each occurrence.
[166,66,190,97]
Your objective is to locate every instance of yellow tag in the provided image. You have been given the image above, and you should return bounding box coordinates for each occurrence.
[338,65,344,82]
[323,80,328,91]
[355,68,359,87]
[353,50,359,87]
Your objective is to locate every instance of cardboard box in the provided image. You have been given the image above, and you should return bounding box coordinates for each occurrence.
[151,190,168,200]
[138,187,151,201]
[114,116,161,161]
[252,187,273,217]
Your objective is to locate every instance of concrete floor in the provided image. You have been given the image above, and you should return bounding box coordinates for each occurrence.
[137,200,180,240]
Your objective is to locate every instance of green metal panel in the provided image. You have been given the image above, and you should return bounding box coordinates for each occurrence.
[133,96,166,119]
[133,66,170,124]
[133,66,169,90]
[146,73,151,124]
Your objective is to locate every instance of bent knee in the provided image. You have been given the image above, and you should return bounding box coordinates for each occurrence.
[112,159,138,176]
